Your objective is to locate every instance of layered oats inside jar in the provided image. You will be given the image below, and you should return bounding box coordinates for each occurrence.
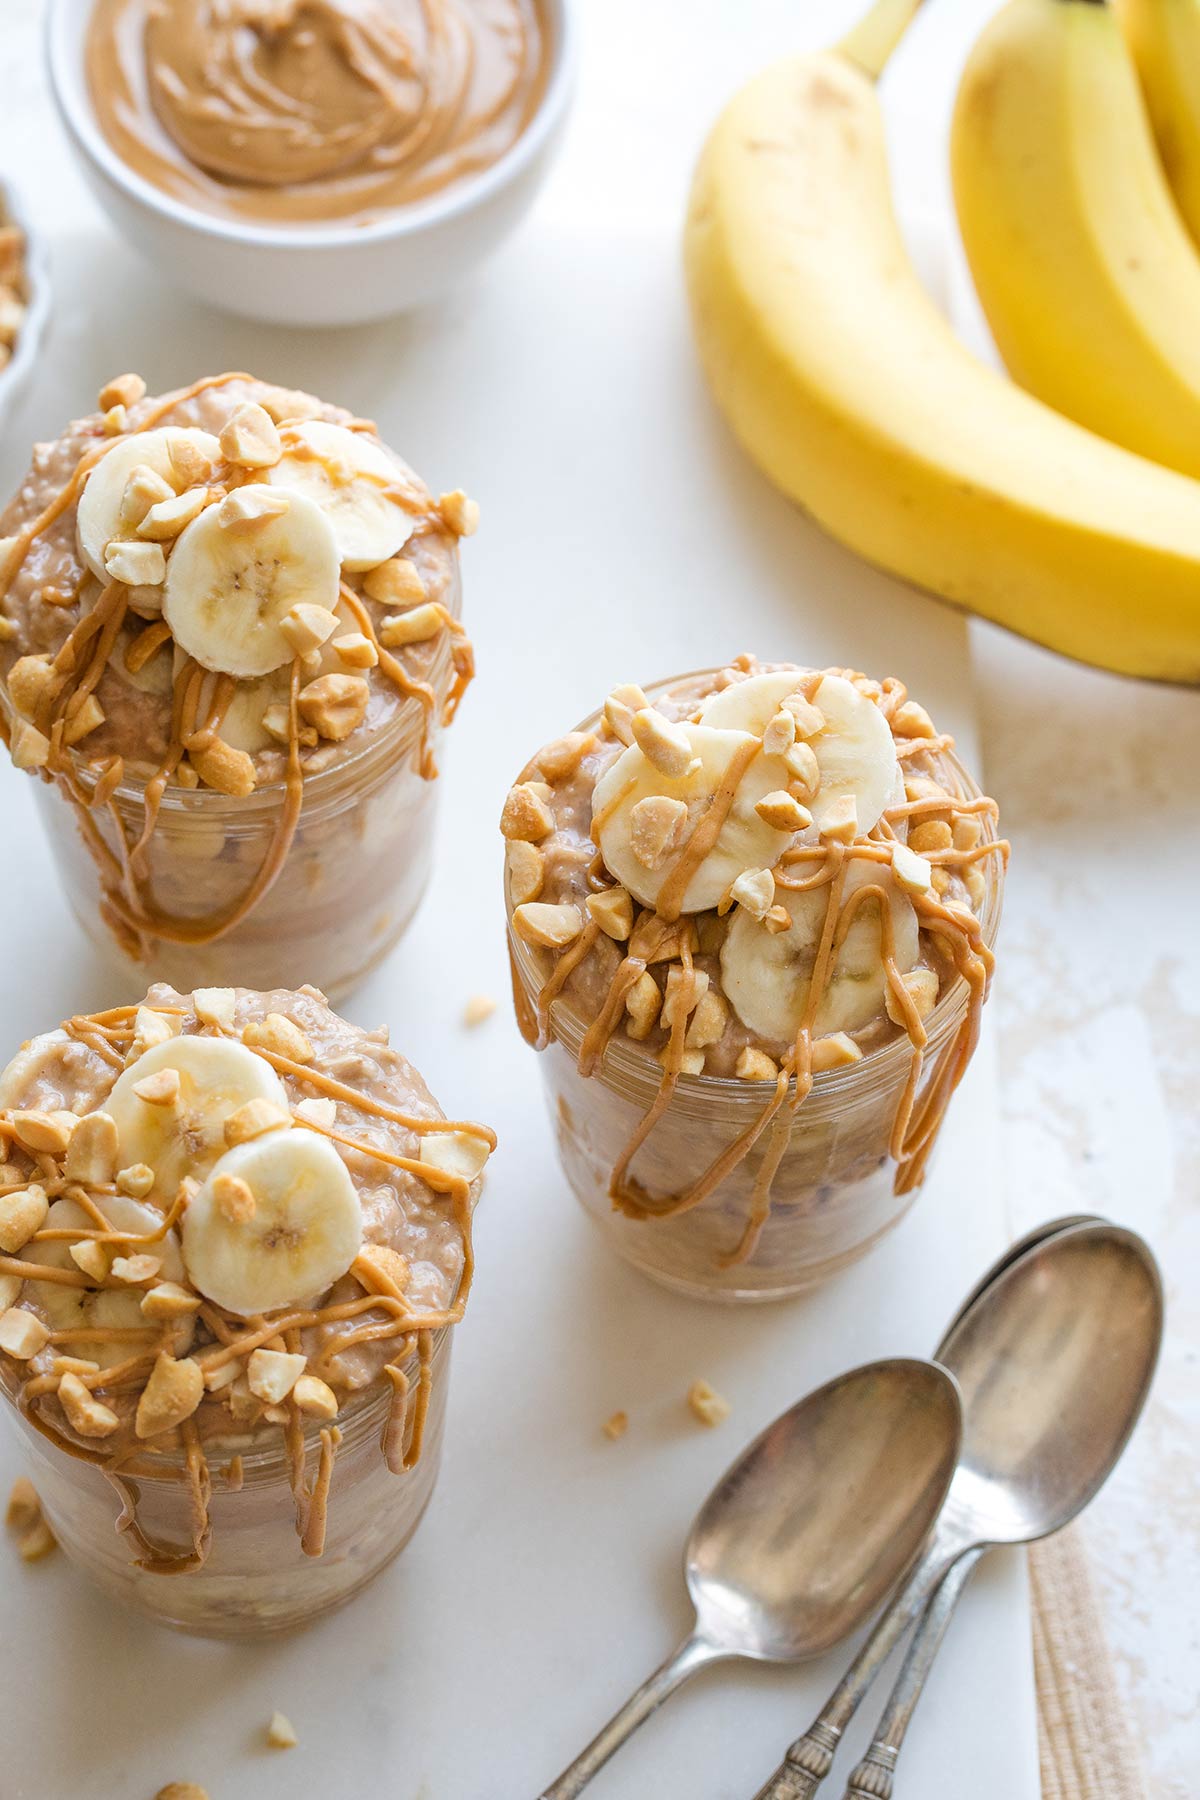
[0,983,494,1636]
[504,657,1007,1303]
[0,371,478,1001]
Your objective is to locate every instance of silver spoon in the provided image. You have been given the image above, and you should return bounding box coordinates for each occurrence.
[753,1220,1162,1800]
[839,1218,1160,1799]
[536,1358,963,1800]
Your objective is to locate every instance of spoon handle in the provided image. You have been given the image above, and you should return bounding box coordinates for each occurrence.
[750,1540,951,1800]
[537,1632,721,1799]
[841,1548,984,1800]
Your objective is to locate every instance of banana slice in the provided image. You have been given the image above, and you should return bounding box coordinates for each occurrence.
[163,486,341,678]
[593,723,797,915]
[105,1036,290,1198]
[182,1129,362,1314]
[22,1195,191,1367]
[265,421,415,572]
[721,857,920,1041]
[76,428,222,583]
[0,1030,71,1108]
[700,671,899,837]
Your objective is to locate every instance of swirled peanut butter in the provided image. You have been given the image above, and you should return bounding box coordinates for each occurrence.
[86,0,550,226]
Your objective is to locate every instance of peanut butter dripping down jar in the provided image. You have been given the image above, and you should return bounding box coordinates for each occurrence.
[0,1001,495,1636]
[0,373,477,1002]
[506,668,1007,1303]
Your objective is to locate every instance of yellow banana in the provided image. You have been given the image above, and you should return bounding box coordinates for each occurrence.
[952,0,1200,480]
[1116,0,1200,249]
[682,31,1200,682]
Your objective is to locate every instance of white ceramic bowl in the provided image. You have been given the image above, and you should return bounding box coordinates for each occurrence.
[46,0,575,327]
[0,179,51,432]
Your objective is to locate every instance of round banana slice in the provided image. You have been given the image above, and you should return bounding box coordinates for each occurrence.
[700,671,899,838]
[182,1129,362,1314]
[105,1036,290,1198]
[76,428,222,582]
[265,421,415,572]
[163,485,341,678]
[593,723,796,915]
[0,1030,70,1108]
[721,858,920,1041]
[22,1195,190,1367]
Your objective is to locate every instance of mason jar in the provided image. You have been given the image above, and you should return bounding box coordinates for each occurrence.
[507,685,1004,1303]
[5,1329,450,1637]
[17,575,461,1006]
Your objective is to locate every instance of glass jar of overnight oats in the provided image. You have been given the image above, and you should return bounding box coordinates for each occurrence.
[0,984,493,1636]
[504,658,1006,1303]
[0,371,478,1004]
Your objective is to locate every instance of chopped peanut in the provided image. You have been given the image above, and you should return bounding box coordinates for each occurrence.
[506,840,545,906]
[730,867,775,921]
[602,1411,629,1441]
[784,695,825,739]
[909,819,953,854]
[11,1109,74,1155]
[625,971,662,1040]
[379,602,443,646]
[363,556,425,605]
[135,1354,204,1438]
[0,1186,49,1255]
[280,602,339,657]
[438,488,479,536]
[132,1068,181,1106]
[512,902,583,950]
[631,707,693,778]
[58,1371,120,1438]
[242,1013,314,1064]
[0,1307,49,1359]
[686,989,728,1050]
[137,488,213,540]
[8,653,61,719]
[687,1380,731,1428]
[762,709,796,757]
[193,987,236,1030]
[332,632,378,670]
[219,402,282,467]
[784,740,820,801]
[247,1349,306,1405]
[104,539,165,586]
[293,1374,339,1420]
[296,673,369,741]
[736,1047,779,1082]
[892,701,936,739]
[586,886,634,941]
[109,1253,162,1284]
[6,1476,39,1532]
[755,790,812,832]
[222,1097,292,1143]
[500,783,554,843]
[885,967,940,1026]
[142,1282,203,1320]
[891,842,933,896]
[810,1032,863,1072]
[629,794,688,869]
[98,372,146,410]
[18,1517,57,1562]
[536,732,591,783]
[190,737,256,798]
[462,994,496,1027]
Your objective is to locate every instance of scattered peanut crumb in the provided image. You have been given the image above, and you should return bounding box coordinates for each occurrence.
[6,1476,40,1532]
[155,1786,209,1800]
[463,994,496,1028]
[687,1380,731,1429]
[602,1411,629,1441]
[18,1515,57,1561]
[267,1710,298,1749]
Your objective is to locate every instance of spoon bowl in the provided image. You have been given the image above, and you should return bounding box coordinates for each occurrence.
[938,1222,1163,1545]
[688,1358,963,1661]
[539,1358,962,1798]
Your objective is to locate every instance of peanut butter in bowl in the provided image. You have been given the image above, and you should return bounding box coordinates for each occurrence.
[87,0,552,227]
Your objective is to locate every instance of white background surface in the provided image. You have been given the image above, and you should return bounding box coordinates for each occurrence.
[0,0,1193,1796]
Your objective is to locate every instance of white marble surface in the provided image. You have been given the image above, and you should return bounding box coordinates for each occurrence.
[0,0,1194,1795]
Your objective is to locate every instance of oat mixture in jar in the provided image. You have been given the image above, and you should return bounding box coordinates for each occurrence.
[0,371,478,999]
[504,655,1008,1301]
[0,983,494,1634]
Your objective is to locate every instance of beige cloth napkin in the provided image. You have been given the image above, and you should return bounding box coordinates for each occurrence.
[1030,1528,1148,1800]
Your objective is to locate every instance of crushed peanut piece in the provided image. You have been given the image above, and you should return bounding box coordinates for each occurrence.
[625,971,662,1040]
[891,842,933,896]
[603,683,648,746]
[332,631,378,669]
[536,732,591,783]
[379,601,443,646]
[587,886,634,941]
[784,695,825,739]
[18,1516,57,1562]
[662,1046,706,1076]
[132,1067,181,1106]
[909,819,953,855]
[190,737,256,798]
[267,1711,299,1750]
[730,867,775,921]
[260,703,317,749]
[70,1239,110,1282]
[247,1348,306,1405]
[885,967,940,1027]
[755,790,812,832]
[110,1253,162,1284]
[156,1787,209,1800]
[505,839,544,906]
[763,903,792,934]
[954,814,983,851]
[6,1476,40,1532]
[131,1005,177,1054]
[11,1109,74,1155]
[138,488,213,541]
[193,987,235,1030]
[11,723,50,770]
[819,794,859,843]
[762,708,796,757]
[661,966,709,1032]
[631,707,694,779]
[500,783,554,843]
[142,1282,203,1320]
[736,1047,779,1081]
[438,489,479,537]
[296,672,370,741]
[105,539,165,586]
[58,1370,120,1438]
[243,1013,314,1064]
[136,1354,204,1438]
[224,1097,291,1145]
[784,740,820,801]
[102,404,128,435]
[293,1374,338,1420]
[98,372,146,410]
[687,1380,731,1428]
[512,901,583,950]
[629,794,688,869]
[462,993,496,1028]
[63,694,106,746]
[363,555,425,605]
[8,653,61,719]
[0,1185,49,1255]
[280,602,339,657]
[219,402,282,468]
[354,1242,411,1300]
[686,989,728,1051]
[116,1163,155,1198]
[602,1411,629,1441]
[892,701,936,739]
[810,1032,863,1072]
[217,485,289,528]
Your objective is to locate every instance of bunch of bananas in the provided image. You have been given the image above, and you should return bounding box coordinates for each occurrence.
[683,0,1200,682]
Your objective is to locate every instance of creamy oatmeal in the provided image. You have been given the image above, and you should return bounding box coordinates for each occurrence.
[0,371,477,996]
[87,0,551,227]
[0,983,494,1629]
[504,656,1007,1298]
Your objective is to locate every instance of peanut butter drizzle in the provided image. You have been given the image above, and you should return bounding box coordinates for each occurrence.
[1,1001,492,1572]
[1,374,475,963]
[520,671,1010,1266]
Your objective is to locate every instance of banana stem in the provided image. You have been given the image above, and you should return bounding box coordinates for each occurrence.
[837,0,926,80]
